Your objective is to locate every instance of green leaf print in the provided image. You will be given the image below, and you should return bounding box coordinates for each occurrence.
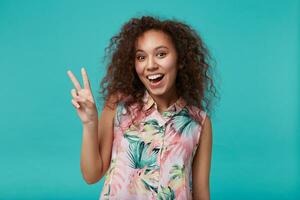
[173,108,198,136]
[144,119,165,132]
[115,102,126,125]
[157,186,175,200]
[124,131,140,144]
[127,141,158,169]
[170,164,185,181]
[124,119,164,145]
[142,179,158,193]
[162,111,172,118]
[168,164,186,192]
[124,118,163,195]
[143,119,160,126]
[126,140,160,195]
[103,184,111,198]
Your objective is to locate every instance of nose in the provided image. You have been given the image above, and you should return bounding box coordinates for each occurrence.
[146,56,158,71]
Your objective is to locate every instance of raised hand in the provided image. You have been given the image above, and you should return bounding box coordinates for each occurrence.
[67,67,98,125]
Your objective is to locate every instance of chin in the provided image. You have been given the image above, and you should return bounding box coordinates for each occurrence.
[148,90,165,96]
[147,86,169,97]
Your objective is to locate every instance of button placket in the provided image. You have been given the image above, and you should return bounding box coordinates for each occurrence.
[157,123,166,197]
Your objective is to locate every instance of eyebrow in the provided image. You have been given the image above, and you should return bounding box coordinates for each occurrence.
[135,45,169,53]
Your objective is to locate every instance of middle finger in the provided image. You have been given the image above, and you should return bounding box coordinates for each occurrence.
[81,67,91,90]
[67,70,82,90]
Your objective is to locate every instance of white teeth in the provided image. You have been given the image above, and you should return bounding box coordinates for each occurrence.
[147,74,164,80]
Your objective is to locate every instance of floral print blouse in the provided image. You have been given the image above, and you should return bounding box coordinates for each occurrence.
[99,90,207,200]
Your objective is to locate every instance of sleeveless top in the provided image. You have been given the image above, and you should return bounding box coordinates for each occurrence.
[99,90,207,200]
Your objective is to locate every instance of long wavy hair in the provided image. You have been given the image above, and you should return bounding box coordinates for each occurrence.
[98,15,219,115]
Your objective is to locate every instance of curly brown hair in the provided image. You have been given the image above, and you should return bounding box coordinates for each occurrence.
[98,15,219,115]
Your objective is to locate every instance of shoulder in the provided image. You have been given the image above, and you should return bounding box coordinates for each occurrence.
[183,105,212,140]
[185,105,208,127]
[200,114,212,141]
[104,92,128,110]
[106,93,140,127]
[202,114,212,130]
[101,92,127,123]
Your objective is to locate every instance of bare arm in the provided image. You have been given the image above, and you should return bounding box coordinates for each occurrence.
[80,119,101,184]
[80,98,116,184]
[192,115,213,200]
[67,68,115,184]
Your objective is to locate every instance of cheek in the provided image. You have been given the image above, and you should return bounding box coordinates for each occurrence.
[135,63,144,75]
[159,57,177,72]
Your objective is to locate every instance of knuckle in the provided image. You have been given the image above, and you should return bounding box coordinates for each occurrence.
[71,100,76,106]
[71,89,78,96]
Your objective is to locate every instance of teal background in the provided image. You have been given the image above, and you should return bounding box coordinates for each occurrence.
[0,0,299,199]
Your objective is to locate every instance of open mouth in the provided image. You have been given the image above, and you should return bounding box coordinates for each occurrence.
[146,74,165,83]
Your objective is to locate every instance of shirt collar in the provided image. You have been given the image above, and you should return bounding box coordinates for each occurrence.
[142,90,187,114]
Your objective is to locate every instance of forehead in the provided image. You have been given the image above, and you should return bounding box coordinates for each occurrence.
[135,30,174,50]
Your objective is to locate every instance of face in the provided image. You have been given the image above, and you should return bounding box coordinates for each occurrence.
[135,30,180,99]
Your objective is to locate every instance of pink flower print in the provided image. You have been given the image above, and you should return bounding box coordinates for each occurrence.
[128,167,159,195]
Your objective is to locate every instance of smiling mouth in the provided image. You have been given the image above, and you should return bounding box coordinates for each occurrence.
[146,74,165,83]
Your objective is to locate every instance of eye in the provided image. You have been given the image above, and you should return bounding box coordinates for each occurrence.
[157,52,167,58]
[136,55,145,61]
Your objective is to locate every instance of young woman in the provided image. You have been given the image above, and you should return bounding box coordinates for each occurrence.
[67,15,217,200]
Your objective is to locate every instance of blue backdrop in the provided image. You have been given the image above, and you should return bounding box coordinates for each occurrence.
[0,0,299,199]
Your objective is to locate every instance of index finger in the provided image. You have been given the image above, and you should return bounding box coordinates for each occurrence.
[67,70,82,90]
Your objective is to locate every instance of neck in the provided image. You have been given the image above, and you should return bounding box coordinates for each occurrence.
[149,88,179,113]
